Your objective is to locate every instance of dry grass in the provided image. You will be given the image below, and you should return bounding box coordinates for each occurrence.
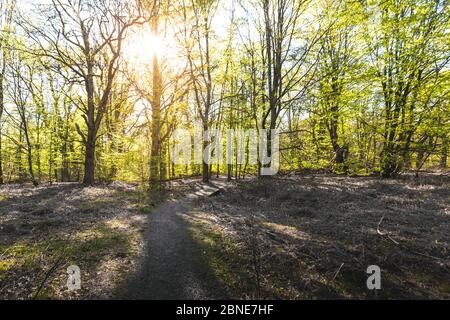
[0,182,150,299]
[1,175,448,300]
[189,174,450,299]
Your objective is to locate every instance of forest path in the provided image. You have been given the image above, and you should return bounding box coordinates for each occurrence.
[117,181,229,300]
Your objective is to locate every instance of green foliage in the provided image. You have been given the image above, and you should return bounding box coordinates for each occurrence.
[0,0,448,185]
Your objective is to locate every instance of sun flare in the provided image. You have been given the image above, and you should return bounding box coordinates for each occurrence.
[125,29,167,66]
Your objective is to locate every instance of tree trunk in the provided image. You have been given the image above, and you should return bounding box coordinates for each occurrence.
[202,124,209,183]
[441,136,448,169]
[82,55,97,185]
[202,163,209,182]
[149,16,162,191]
[61,124,70,182]
[0,135,3,185]
[83,129,96,185]
[160,143,168,182]
[61,150,70,182]
[0,74,4,184]
[22,121,38,186]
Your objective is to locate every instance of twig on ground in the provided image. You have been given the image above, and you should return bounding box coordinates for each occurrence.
[377,213,444,261]
[377,213,400,245]
[331,263,345,282]
[33,253,66,299]
[208,188,223,197]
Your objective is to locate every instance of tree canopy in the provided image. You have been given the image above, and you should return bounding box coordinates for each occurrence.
[0,0,448,186]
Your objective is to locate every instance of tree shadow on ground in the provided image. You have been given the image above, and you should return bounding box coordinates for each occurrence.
[115,198,229,300]
[0,183,149,299]
[190,175,449,299]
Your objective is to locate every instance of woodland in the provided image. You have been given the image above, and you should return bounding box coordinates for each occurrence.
[0,0,448,300]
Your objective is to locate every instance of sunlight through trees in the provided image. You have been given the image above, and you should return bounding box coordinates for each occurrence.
[0,0,447,186]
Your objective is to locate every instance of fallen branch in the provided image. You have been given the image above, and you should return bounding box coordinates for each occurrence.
[377,213,399,245]
[377,213,445,261]
[331,263,345,282]
[208,188,223,197]
[33,254,66,300]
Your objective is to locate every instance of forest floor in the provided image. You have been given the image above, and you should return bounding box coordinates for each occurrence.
[0,181,151,299]
[0,179,225,299]
[188,173,449,299]
[0,173,449,299]
[116,181,229,299]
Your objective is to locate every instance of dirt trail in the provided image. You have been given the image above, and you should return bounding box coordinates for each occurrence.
[117,182,229,300]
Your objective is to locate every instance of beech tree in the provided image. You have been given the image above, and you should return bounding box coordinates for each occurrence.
[0,0,446,186]
[23,0,153,185]
[0,0,16,184]
[365,0,450,177]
